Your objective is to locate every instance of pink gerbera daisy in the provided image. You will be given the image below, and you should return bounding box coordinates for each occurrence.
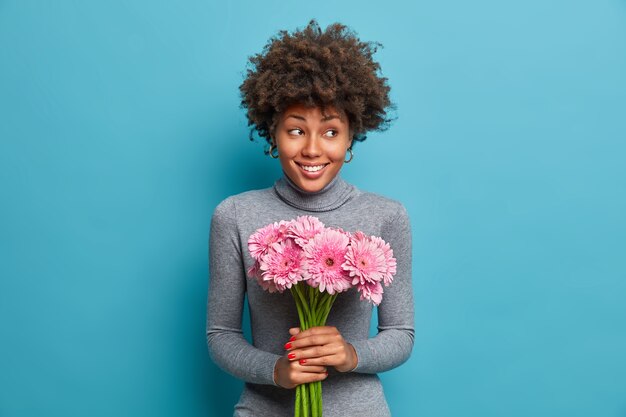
[302,229,352,294]
[248,220,291,261]
[370,236,397,286]
[342,231,388,286]
[246,262,259,279]
[287,215,325,248]
[259,238,305,292]
[357,280,384,306]
[246,262,279,293]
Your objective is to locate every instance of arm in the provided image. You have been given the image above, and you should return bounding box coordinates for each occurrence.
[206,197,281,385]
[350,204,415,373]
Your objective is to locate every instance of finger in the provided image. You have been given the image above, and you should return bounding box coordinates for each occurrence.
[288,344,341,361]
[293,362,327,373]
[298,355,342,367]
[284,328,301,346]
[286,333,341,350]
[293,371,328,385]
[294,326,339,339]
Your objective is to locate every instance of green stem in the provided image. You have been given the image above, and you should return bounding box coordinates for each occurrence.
[320,293,337,326]
[302,382,309,417]
[313,292,326,326]
[314,381,322,417]
[310,286,320,316]
[310,381,318,417]
[290,287,308,330]
[295,384,301,417]
[293,286,337,416]
[294,283,312,326]
[313,292,334,417]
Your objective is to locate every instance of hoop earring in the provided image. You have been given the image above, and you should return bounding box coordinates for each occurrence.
[344,148,353,163]
[269,143,279,159]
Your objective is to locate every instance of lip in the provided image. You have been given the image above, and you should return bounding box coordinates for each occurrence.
[296,162,330,167]
[295,162,329,179]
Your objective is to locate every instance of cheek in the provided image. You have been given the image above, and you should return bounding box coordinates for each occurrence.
[276,139,297,158]
[329,144,349,161]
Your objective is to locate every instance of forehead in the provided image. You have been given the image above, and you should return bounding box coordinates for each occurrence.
[280,104,347,123]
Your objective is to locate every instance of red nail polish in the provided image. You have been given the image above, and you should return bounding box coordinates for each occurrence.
[288,353,296,360]
[284,342,292,350]
[299,359,306,365]
[289,336,296,342]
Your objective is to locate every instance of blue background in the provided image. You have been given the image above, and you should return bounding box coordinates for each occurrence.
[1,1,625,416]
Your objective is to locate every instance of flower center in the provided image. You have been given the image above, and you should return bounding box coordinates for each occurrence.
[325,258,334,267]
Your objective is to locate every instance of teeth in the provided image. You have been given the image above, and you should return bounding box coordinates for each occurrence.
[300,164,326,172]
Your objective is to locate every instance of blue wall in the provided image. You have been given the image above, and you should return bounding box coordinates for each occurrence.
[1,1,625,416]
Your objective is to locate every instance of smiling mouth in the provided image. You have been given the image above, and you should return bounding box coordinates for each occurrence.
[296,163,329,173]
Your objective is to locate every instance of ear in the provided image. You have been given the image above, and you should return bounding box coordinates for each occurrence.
[348,128,355,148]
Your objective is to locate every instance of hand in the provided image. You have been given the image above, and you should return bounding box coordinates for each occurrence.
[273,353,328,389]
[284,326,359,373]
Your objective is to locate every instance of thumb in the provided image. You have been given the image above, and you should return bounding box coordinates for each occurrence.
[288,327,301,336]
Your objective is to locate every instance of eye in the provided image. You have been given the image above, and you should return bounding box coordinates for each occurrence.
[325,129,338,138]
[288,128,304,136]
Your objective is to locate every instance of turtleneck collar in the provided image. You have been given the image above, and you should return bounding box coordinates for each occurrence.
[273,170,357,212]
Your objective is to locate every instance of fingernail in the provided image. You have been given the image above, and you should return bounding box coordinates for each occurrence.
[299,359,306,365]
[284,342,292,350]
[288,353,296,360]
[289,336,296,342]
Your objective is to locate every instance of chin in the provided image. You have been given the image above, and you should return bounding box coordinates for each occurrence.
[297,180,325,193]
[284,163,339,193]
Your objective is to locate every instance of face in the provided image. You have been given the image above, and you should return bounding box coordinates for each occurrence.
[273,104,353,193]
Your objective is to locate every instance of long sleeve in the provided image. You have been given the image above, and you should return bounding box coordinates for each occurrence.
[206,197,281,385]
[350,203,415,373]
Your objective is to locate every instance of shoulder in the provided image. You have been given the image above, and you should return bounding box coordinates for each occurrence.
[212,187,274,219]
[210,187,276,241]
[352,190,412,245]
[353,189,410,223]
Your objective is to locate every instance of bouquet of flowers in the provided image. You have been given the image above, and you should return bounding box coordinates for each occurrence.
[247,216,397,417]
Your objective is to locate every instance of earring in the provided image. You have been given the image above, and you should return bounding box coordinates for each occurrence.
[344,147,353,163]
[269,143,279,159]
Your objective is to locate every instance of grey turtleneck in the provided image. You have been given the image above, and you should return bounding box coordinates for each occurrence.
[206,173,414,417]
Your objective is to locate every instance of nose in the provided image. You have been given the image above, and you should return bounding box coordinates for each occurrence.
[301,135,322,158]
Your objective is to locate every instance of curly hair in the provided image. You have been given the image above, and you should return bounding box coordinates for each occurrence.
[239,19,395,153]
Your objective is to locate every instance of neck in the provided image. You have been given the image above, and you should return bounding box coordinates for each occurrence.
[273,171,356,212]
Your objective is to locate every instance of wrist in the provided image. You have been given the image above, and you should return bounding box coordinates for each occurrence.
[273,357,282,387]
[347,343,359,372]
[338,343,359,373]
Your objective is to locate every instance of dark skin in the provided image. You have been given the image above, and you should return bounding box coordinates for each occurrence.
[273,326,359,389]
[239,20,393,150]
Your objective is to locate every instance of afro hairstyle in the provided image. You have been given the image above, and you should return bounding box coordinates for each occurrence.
[239,19,395,153]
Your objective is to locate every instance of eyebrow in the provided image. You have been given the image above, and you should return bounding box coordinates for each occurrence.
[285,114,341,122]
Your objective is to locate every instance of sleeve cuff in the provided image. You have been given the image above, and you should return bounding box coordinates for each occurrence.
[349,339,376,373]
[270,355,281,386]
[232,348,282,386]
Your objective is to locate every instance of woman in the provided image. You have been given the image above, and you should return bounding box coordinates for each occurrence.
[207,20,414,417]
